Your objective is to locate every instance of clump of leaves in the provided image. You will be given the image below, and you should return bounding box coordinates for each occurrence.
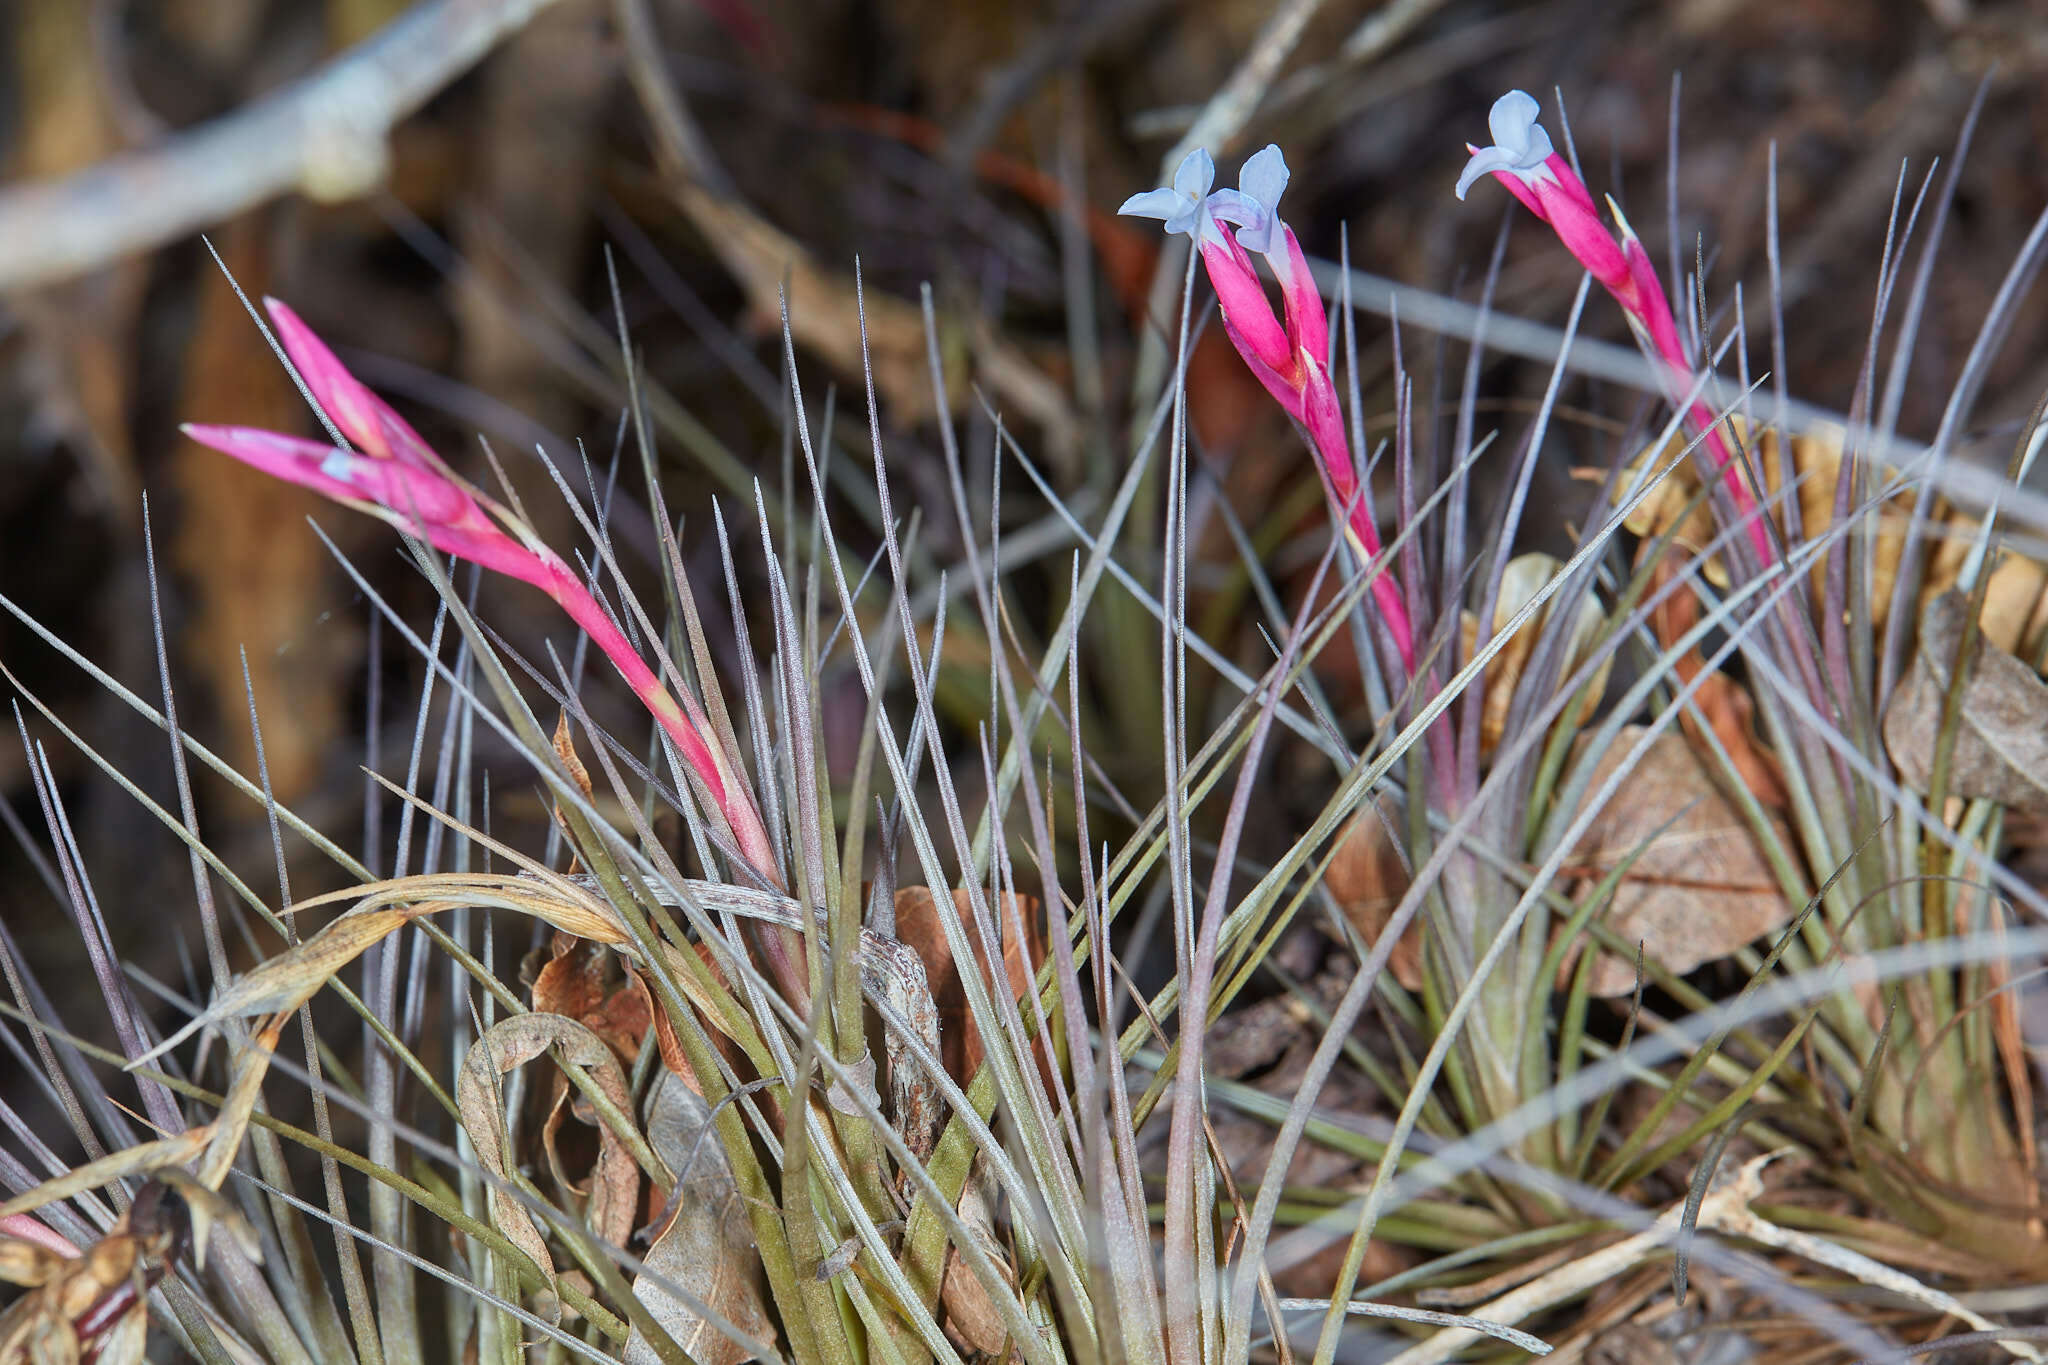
[1267,81,2048,1364]
[7,71,2048,1365]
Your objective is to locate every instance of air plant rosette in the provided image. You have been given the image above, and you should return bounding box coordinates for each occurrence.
[1113,81,2048,1347]
[1452,88,2048,1284]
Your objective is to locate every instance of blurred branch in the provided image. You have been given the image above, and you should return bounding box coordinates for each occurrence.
[0,0,565,293]
[1163,0,1329,174]
[939,0,1170,173]
[611,0,733,195]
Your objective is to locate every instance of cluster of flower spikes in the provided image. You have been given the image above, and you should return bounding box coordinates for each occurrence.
[1122,97,1782,679]
[1457,90,1773,562]
[182,300,779,880]
[1121,145,1418,672]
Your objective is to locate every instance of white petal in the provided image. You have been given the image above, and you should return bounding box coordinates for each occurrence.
[1485,90,1553,166]
[1119,187,1185,221]
[1207,188,1256,222]
[1238,144,1290,216]
[1171,148,1216,201]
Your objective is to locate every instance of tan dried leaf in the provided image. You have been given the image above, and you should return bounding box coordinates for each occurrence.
[1323,804,1422,992]
[548,712,596,875]
[552,711,595,800]
[0,1133,211,1223]
[1460,552,1611,758]
[1567,727,1792,996]
[1883,590,2048,814]
[0,1237,70,1290]
[457,1014,642,1297]
[937,1181,1014,1358]
[1620,419,2048,654]
[628,1073,775,1365]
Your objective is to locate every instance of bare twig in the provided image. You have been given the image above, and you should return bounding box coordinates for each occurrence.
[1163,0,1328,174]
[1384,1155,2043,1365]
[0,0,564,292]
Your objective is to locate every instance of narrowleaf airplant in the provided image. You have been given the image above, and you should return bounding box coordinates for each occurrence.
[8,61,2048,1365]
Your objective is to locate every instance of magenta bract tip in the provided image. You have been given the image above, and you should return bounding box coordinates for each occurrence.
[1201,238,1292,377]
[263,298,439,471]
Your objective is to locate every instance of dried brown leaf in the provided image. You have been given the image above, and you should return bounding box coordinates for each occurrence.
[1883,589,2048,814]
[1322,803,1422,992]
[893,887,1041,1084]
[533,934,654,1067]
[548,711,596,873]
[1567,727,1792,996]
[628,1073,774,1365]
[1643,550,1788,808]
[552,712,595,801]
[457,1013,642,1297]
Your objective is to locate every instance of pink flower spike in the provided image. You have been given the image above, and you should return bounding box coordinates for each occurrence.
[1458,93,1632,294]
[180,421,549,588]
[1200,235,1293,376]
[1526,162,1630,294]
[1270,225,1330,371]
[1605,197,1688,363]
[184,305,785,884]
[264,298,439,470]
[1297,356,1358,505]
[1458,93,1775,567]
[180,423,370,506]
[1298,357,1415,671]
[1222,315,1309,420]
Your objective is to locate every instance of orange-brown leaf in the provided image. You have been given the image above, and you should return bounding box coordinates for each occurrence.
[894,887,1042,1084]
[1323,805,1422,992]
[532,934,652,1067]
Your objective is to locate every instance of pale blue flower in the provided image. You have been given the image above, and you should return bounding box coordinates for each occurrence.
[1121,145,1290,251]
[1455,90,1556,201]
[1119,148,1220,241]
[1219,144,1289,254]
